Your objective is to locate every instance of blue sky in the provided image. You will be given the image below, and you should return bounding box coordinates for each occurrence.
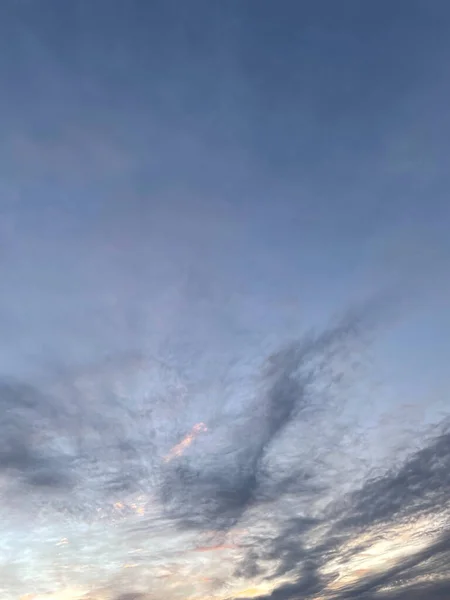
[1,2,450,600]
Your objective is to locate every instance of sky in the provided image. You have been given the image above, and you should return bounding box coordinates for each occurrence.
[1,1,450,599]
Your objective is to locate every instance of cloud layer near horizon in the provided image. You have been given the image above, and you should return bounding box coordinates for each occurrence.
[1,303,449,600]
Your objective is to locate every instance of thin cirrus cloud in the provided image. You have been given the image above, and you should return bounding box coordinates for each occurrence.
[7,128,133,184]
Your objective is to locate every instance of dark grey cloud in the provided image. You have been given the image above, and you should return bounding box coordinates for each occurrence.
[364,582,450,600]
[0,380,73,489]
[158,306,376,531]
[337,429,450,530]
[0,362,160,502]
[236,425,450,600]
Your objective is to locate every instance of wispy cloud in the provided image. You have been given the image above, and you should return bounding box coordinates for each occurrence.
[7,127,133,185]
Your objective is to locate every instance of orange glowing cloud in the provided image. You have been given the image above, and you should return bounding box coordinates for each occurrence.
[163,422,208,463]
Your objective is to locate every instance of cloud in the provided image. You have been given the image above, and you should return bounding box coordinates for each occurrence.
[2,297,448,600]
[0,380,74,489]
[235,425,450,600]
[337,430,450,530]
[157,304,377,532]
[6,127,133,186]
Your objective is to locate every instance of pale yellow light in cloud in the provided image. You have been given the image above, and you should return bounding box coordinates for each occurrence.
[232,581,283,598]
[234,588,266,598]
[323,511,449,592]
